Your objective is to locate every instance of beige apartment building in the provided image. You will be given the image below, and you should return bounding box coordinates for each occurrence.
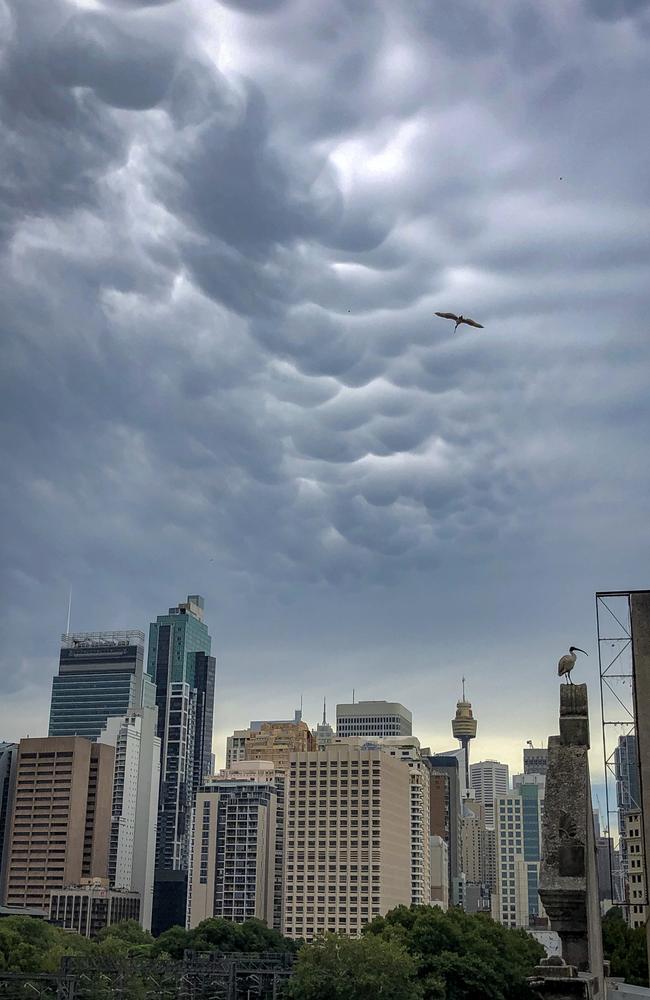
[330,735,430,906]
[283,745,411,940]
[622,810,647,929]
[245,720,316,773]
[430,835,449,909]
[461,798,486,884]
[5,737,114,912]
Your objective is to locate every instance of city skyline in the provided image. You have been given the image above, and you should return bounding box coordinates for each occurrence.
[2,0,650,814]
[1,641,552,779]
[0,622,579,780]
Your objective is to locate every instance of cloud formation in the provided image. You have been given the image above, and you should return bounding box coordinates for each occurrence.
[1,0,649,771]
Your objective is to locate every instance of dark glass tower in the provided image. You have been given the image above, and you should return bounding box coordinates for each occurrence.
[148,596,216,935]
[49,631,154,741]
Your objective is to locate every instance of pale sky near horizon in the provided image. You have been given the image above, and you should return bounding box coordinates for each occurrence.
[1,0,649,817]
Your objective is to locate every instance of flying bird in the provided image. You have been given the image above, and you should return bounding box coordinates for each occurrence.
[557,646,588,684]
[435,312,484,332]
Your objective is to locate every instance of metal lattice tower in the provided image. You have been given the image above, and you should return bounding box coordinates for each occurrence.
[596,591,647,918]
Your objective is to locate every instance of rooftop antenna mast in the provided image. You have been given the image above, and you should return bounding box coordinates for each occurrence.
[66,587,72,635]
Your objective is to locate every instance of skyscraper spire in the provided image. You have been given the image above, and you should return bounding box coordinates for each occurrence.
[323,697,327,725]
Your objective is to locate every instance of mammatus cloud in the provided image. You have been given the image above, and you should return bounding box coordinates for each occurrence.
[1,0,649,769]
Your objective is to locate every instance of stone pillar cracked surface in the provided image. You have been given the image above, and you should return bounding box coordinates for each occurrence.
[538,684,604,997]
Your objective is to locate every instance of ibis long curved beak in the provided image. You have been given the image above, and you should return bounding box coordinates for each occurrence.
[574,648,588,655]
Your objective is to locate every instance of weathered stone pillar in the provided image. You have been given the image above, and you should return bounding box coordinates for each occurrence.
[539,684,604,997]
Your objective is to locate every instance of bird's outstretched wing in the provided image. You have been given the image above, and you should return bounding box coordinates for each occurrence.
[460,318,484,329]
[435,312,459,321]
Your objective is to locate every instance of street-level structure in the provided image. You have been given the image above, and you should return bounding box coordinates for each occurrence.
[49,879,140,937]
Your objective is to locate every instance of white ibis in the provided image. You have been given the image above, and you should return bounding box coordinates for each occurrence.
[557,646,588,684]
[435,311,484,332]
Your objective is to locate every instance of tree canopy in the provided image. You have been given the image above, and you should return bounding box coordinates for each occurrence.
[285,931,422,1000]
[0,914,295,972]
[285,906,544,1000]
[0,908,547,998]
[602,907,648,987]
[151,916,297,960]
[367,906,544,1000]
[0,916,94,973]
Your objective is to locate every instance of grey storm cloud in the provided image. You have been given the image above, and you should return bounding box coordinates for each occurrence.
[1,0,650,768]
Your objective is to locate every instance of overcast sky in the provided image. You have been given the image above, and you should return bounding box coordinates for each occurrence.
[1,0,649,785]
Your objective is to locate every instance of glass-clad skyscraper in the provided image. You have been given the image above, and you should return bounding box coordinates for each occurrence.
[49,631,154,740]
[148,596,216,935]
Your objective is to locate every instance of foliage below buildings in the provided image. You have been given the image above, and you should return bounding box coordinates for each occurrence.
[602,907,648,987]
[288,905,545,1000]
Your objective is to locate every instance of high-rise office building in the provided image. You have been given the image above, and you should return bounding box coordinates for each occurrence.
[615,734,641,813]
[5,737,114,913]
[483,827,497,893]
[148,595,216,934]
[426,754,462,904]
[523,746,548,776]
[494,775,545,929]
[470,760,509,828]
[596,833,615,905]
[191,652,216,795]
[614,733,643,919]
[335,702,412,739]
[283,745,411,939]
[49,631,154,741]
[100,709,160,931]
[0,743,18,904]
[187,762,281,929]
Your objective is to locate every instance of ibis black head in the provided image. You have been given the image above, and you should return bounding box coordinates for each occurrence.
[570,646,588,655]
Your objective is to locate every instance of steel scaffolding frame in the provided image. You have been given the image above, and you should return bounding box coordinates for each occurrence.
[596,590,647,913]
[0,953,295,1000]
